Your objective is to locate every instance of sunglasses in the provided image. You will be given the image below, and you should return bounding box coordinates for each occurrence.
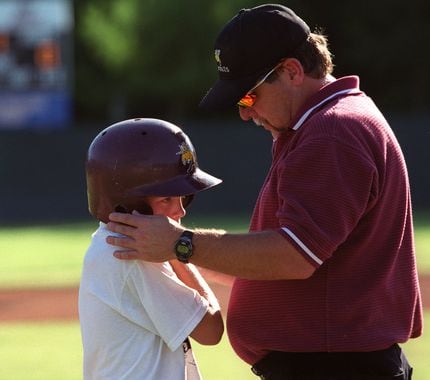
[237,62,282,108]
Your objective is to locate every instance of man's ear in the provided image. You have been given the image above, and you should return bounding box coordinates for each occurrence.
[281,58,305,84]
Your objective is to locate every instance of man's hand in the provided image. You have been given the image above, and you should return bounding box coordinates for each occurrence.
[106,211,185,262]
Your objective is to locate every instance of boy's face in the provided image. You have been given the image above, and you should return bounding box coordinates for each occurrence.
[145,196,186,223]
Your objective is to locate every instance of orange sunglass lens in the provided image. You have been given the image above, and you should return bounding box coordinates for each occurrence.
[237,94,256,107]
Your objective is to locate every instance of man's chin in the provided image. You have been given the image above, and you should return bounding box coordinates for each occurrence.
[254,119,285,133]
[252,118,264,127]
[253,118,271,130]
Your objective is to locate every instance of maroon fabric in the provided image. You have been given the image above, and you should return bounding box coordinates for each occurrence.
[227,76,422,365]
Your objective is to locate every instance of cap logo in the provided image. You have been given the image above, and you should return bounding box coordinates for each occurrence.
[177,141,196,173]
[214,49,229,73]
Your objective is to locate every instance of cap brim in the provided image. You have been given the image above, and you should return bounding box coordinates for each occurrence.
[199,74,260,111]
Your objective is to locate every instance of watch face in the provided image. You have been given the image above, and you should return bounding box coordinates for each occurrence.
[175,231,193,263]
[177,243,190,255]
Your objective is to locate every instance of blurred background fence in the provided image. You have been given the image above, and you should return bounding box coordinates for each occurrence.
[0,115,428,225]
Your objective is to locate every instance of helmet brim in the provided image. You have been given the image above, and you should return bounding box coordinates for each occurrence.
[127,168,222,197]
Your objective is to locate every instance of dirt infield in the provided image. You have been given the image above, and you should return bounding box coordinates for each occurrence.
[0,278,428,322]
[0,282,233,321]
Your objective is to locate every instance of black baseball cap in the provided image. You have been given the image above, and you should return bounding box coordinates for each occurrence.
[199,4,310,111]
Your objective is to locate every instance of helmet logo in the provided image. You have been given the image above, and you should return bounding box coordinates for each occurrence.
[177,142,195,173]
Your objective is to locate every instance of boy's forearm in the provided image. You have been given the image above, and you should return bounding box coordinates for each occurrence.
[169,260,220,311]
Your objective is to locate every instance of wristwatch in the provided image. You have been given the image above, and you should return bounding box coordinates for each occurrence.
[174,230,194,263]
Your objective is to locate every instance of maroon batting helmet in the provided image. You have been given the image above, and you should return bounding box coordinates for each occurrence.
[86,118,222,223]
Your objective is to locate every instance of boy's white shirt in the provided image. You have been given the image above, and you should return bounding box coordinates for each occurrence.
[79,223,208,380]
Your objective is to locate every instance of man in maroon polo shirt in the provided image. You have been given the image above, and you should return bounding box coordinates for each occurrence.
[105,4,422,379]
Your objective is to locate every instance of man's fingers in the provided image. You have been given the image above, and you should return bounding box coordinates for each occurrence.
[106,221,137,237]
[106,235,136,249]
[113,250,139,260]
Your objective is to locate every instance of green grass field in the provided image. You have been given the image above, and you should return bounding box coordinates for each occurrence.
[0,317,428,380]
[0,322,255,380]
[0,213,429,379]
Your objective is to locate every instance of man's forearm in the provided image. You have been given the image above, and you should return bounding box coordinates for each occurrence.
[106,213,315,280]
[190,229,315,280]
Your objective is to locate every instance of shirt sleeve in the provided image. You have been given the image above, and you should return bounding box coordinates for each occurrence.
[276,135,378,265]
[122,261,209,352]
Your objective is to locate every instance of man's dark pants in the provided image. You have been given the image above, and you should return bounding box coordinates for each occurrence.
[251,344,412,379]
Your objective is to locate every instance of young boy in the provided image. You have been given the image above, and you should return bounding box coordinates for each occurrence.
[79,118,224,380]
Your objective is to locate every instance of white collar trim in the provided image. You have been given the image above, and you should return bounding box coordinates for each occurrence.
[291,88,360,131]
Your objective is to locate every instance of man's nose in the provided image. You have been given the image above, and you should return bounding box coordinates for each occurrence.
[238,106,255,121]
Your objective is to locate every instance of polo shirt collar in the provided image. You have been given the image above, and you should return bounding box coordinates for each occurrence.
[289,76,362,131]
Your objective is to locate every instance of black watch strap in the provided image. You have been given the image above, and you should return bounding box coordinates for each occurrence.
[181,230,194,240]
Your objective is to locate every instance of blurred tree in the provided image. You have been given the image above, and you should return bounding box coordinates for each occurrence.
[73,0,429,124]
[297,0,430,113]
[74,0,263,123]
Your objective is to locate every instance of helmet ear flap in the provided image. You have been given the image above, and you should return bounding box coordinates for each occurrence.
[114,202,153,216]
[114,205,128,214]
[136,203,153,215]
